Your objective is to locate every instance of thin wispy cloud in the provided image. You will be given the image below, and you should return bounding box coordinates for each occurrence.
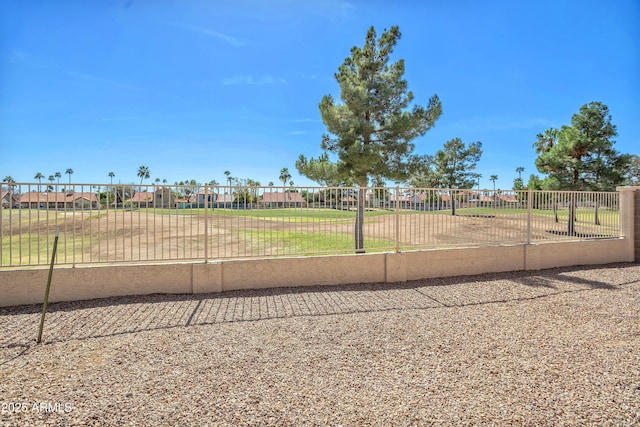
[289,130,307,135]
[169,22,246,47]
[221,75,285,86]
[8,50,140,92]
[321,0,355,19]
[9,50,30,64]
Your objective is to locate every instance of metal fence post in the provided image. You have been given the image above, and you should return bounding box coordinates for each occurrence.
[395,186,400,253]
[204,184,209,263]
[37,226,59,343]
[527,189,532,244]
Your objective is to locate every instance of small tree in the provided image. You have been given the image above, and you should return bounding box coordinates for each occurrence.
[279,168,291,188]
[489,175,498,191]
[534,102,629,233]
[626,155,640,185]
[297,26,442,252]
[137,166,150,185]
[278,168,290,201]
[34,172,44,185]
[489,174,498,207]
[3,176,16,209]
[414,138,482,215]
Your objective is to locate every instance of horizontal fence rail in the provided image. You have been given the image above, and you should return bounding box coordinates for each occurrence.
[0,183,622,268]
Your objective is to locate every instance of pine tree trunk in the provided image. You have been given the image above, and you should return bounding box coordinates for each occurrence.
[594,201,600,225]
[451,189,456,216]
[355,184,366,253]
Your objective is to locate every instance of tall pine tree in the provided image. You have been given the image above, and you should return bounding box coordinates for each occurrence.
[297,26,442,252]
[534,102,629,233]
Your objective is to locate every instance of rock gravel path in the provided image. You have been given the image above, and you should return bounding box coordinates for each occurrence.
[1,263,639,426]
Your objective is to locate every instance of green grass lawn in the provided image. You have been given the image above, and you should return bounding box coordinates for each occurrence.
[149,207,393,221]
[1,233,90,266]
[238,230,396,255]
[1,204,621,267]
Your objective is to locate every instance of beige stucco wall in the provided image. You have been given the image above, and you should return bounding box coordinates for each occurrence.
[1,263,193,307]
[1,237,634,308]
[220,254,386,291]
[617,186,637,262]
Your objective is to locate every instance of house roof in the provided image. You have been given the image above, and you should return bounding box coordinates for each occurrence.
[19,191,98,203]
[497,194,518,202]
[128,192,154,202]
[68,192,99,202]
[260,192,305,203]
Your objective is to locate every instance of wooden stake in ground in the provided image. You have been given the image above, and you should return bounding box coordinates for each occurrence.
[37,226,59,344]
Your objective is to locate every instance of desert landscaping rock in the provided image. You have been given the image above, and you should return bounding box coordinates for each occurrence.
[1,263,639,425]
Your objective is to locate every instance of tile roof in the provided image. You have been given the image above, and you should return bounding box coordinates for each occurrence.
[260,192,305,203]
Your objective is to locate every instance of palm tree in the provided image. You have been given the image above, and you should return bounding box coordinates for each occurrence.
[490,175,498,207]
[490,175,498,192]
[48,175,55,191]
[268,181,274,187]
[224,170,231,187]
[65,168,74,185]
[34,172,44,184]
[515,166,524,180]
[137,166,150,185]
[108,172,115,186]
[533,128,558,155]
[3,176,15,208]
[279,167,291,188]
[55,171,62,184]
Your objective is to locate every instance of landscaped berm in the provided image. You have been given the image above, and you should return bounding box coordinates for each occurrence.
[1,263,639,425]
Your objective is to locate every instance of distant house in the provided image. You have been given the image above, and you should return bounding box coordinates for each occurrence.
[387,194,414,209]
[1,191,15,208]
[496,194,519,206]
[193,190,216,207]
[128,187,174,208]
[213,193,235,208]
[19,191,99,209]
[340,195,358,209]
[128,191,154,207]
[259,192,306,208]
[69,192,100,209]
[479,196,494,205]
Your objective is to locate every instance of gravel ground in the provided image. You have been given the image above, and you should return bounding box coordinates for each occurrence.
[1,263,639,426]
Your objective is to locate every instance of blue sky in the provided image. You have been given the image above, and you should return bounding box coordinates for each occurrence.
[1,0,638,190]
